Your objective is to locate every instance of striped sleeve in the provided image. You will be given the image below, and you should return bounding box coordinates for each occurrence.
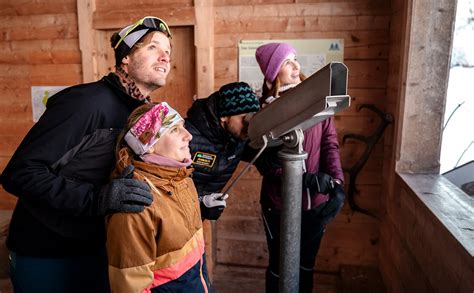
[106,205,157,293]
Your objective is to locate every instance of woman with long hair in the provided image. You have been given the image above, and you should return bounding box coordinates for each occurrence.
[255,42,346,293]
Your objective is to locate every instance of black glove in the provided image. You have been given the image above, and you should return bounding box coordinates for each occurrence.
[98,166,153,215]
[319,183,345,225]
[254,146,283,175]
[200,193,228,221]
[303,172,335,195]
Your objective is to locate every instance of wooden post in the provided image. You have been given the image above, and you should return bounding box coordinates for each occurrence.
[194,0,215,278]
[194,0,214,97]
[77,0,96,83]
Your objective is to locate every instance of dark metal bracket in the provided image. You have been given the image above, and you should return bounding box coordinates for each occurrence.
[342,104,393,219]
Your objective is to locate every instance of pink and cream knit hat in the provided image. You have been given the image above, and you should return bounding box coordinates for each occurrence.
[124,102,183,155]
[255,42,297,83]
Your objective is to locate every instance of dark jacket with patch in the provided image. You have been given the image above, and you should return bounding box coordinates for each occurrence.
[185,93,247,198]
[2,73,145,257]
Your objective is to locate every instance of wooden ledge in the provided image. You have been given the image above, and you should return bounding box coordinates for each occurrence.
[397,173,474,257]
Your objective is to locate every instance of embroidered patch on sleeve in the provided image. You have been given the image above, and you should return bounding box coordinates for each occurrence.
[193,152,217,168]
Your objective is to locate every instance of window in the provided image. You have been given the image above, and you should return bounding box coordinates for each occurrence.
[440,0,474,195]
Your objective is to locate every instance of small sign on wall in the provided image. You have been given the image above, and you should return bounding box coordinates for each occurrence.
[31,86,67,122]
[239,39,344,96]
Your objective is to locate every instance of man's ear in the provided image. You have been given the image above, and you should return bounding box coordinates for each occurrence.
[219,116,227,128]
[121,55,130,66]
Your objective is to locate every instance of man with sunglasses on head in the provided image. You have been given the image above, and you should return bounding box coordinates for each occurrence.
[2,16,172,292]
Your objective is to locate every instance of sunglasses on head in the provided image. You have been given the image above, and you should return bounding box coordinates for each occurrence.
[114,16,172,49]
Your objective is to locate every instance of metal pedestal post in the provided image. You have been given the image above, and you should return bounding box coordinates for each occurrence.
[278,129,307,293]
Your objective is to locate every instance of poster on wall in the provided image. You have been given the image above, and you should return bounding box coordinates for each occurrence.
[238,39,344,96]
[31,86,68,122]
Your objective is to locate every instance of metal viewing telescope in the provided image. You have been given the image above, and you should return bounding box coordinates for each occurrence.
[223,62,350,293]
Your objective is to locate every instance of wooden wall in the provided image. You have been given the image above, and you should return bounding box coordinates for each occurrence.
[0,0,82,209]
[379,0,474,291]
[381,175,474,292]
[213,0,391,273]
[1,0,393,279]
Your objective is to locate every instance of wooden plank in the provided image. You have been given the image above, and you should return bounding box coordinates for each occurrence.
[345,44,389,60]
[0,64,29,77]
[0,0,76,16]
[378,234,407,293]
[335,114,389,137]
[8,39,79,53]
[215,16,391,34]
[0,105,31,120]
[215,3,391,20]
[77,0,96,83]
[384,189,473,292]
[316,243,378,272]
[379,219,433,292]
[215,0,378,4]
[215,0,292,5]
[216,236,379,272]
[0,40,80,64]
[218,200,382,238]
[211,265,266,293]
[340,265,385,292]
[95,0,193,11]
[0,89,31,104]
[0,122,32,137]
[0,26,78,42]
[216,238,267,267]
[214,30,389,49]
[29,64,82,85]
[93,29,113,82]
[215,44,388,63]
[344,89,388,115]
[221,185,383,222]
[195,0,215,98]
[93,7,196,29]
[212,263,344,293]
[215,59,388,89]
[391,178,474,292]
[0,136,24,157]
[0,13,77,29]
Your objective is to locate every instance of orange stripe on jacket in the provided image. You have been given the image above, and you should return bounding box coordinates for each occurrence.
[145,229,205,290]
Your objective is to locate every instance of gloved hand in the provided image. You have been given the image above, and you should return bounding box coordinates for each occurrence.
[303,172,335,195]
[97,165,153,215]
[200,193,228,221]
[319,183,345,225]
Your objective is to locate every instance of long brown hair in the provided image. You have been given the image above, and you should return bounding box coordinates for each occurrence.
[261,72,306,100]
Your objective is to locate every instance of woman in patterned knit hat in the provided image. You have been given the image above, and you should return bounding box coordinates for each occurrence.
[106,102,211,292]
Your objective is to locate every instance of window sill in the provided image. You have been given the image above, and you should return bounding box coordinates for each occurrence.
[397,172,474,257]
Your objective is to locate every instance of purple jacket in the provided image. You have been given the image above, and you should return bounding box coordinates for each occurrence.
[259,117,344,211]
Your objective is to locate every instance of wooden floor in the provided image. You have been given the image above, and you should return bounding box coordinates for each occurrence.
[0,264,386,293]
[212,264,386,293]
[0,210,386,293]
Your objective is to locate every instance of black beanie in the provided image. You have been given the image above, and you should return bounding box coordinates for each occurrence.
[217,82,260,117]
[111,17,172,67]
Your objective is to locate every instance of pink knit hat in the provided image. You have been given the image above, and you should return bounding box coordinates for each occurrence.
[255,43,297,83]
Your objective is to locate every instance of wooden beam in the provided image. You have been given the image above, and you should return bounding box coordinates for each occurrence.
[194,0,214,97]
[194,0,215,277]
[93,7,196,30]
[77,0,96,83]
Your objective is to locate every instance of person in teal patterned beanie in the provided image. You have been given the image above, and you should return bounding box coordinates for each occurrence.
[217,82,260,118]
[185,81,260,221]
